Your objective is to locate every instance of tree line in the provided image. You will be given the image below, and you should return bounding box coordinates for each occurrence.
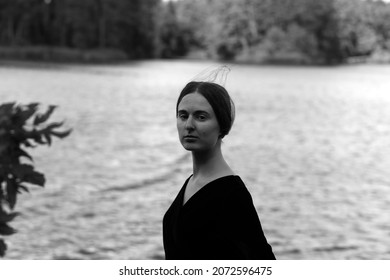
[0,0,390,64]
[162,0,390,64]
[0,0,159,58]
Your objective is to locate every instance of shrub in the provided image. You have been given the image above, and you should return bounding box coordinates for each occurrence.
[0,102,71,257]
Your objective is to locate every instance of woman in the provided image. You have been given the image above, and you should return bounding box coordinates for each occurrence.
[163,81,275,260]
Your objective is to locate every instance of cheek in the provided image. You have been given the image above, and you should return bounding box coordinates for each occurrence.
[176,121,183,134]
[176,118,183,129]
[199,122,220,138]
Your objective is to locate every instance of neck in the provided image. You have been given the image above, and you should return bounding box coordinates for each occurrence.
[191,141,232,180]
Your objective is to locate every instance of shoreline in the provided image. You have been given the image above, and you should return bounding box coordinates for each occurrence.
[0,46,129,64]
[1,46,390,66]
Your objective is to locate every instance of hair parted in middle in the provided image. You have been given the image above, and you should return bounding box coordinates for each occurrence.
[176,81,235,138]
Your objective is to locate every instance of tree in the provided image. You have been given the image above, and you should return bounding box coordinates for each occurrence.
[157,1,191,58]
[336,0,378,58]
[0,0,161,59]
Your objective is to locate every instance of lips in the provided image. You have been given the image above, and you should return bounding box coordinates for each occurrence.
[184,135,198,139]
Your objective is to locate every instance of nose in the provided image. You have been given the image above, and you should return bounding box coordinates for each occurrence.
[184,115,195,131]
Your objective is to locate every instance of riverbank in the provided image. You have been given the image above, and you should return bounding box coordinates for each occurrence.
[185,47,390,65]
[0,46,128,63]
[2,46,390,66]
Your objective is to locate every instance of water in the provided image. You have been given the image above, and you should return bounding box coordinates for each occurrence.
[1,60,390,259]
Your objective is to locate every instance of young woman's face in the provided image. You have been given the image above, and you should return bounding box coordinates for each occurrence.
[177,93,221,152]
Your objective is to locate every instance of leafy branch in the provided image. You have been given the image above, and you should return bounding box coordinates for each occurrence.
[0,102,71,257]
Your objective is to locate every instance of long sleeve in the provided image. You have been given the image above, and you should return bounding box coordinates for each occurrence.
[218,182,275,259]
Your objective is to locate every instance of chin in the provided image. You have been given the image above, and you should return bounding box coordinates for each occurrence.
[180,141,198,150]
[183,145,213,153]
[182,144,198,151]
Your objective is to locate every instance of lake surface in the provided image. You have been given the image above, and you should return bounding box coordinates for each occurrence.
[1,60,390,260]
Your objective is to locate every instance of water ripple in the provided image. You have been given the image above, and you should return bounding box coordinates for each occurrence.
[1,61,390,259]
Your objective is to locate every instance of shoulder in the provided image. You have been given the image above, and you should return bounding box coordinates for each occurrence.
[218,175,253,203]
[217,176,259,222]
[222,175,249,193]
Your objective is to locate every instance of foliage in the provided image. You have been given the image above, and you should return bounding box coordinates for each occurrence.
[0,102,71,257]
[156,1,193,58]
[0,0,160,58]
[161,0,390,64]
[1,0,390,64]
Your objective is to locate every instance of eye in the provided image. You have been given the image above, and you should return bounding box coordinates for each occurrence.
[178,113,188,120]
[197,114,207,121]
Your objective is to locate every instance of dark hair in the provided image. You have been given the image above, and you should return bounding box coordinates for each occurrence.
[176,81,235,138]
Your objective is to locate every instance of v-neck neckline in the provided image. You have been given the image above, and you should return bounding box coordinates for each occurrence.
[181,175,236,207]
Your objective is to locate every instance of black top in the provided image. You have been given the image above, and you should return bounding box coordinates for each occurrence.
[163,175,276,260]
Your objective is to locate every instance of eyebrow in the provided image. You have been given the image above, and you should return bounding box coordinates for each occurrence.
[178,110,210,115]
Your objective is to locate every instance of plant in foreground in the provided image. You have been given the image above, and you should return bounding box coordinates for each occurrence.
[0,102,71,257]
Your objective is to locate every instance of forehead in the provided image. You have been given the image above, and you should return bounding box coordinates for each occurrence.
[178,93,214,113]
